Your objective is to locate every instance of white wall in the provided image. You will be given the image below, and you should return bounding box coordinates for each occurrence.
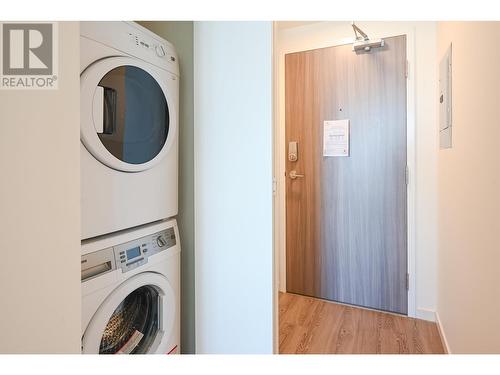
[437,21,500,353]
[137,21,196,354]
[0,22,81,353]
[275,22,438,320]
[194,21,274,353]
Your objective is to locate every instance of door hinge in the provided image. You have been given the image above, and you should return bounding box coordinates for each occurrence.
[406,273,410,290]
[272,177,277,196]
[405,165,409,185]
[405,60,409,79]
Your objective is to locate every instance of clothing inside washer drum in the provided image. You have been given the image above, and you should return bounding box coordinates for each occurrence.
[99,285,160,354]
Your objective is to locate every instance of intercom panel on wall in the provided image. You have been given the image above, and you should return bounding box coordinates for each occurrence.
[439,44,452,149]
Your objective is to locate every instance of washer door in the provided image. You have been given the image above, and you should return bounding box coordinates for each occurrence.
[81,56,177,172]
[82,272,176,354]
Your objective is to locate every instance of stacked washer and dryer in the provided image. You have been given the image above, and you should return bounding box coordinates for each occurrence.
[79,22,180,354]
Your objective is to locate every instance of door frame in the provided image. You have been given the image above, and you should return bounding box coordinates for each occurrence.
[273,26,417,318]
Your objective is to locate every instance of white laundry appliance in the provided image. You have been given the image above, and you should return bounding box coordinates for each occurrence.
[80,21,179,240]
[81,219,180,354]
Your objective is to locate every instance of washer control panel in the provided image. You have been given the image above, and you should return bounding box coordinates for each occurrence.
[81,226,177,281]
[113,227,176,273]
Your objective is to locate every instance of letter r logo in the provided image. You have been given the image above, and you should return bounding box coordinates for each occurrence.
[2,23,53,75]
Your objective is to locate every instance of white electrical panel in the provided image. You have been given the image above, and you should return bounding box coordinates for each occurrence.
[439,44,452,149]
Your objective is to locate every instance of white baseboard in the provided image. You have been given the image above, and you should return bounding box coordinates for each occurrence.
[416,308,436,322]
[435,311,451,354]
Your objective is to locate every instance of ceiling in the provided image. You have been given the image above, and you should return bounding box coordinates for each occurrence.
[274,21,323,30]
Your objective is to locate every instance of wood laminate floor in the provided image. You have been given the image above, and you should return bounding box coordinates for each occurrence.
[279,292,445,354]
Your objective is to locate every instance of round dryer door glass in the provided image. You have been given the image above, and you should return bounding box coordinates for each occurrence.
[99,285,160,354]
[96,65,169,165]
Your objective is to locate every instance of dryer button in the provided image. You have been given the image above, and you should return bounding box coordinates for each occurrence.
[155,45,166,57]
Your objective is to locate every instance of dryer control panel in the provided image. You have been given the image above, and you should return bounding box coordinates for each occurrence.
[81,227,176,281]
[80,22,179,76]
[127,32,175,62]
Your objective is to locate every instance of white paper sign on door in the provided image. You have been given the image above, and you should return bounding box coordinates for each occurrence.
[323,119,350,157]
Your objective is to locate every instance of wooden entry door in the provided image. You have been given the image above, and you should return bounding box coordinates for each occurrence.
[285,35,408,314]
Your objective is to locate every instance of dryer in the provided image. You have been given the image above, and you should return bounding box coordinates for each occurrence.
[80,22,179,240]
[81,219,180,354]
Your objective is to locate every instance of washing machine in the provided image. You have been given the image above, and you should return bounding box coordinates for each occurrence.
[81,219,180,354]
[80,21,179,240]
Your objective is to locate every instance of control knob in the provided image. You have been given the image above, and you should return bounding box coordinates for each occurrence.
[155,45,166,57]
[156,235,167,247]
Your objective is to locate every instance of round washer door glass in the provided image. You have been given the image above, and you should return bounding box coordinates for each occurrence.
[100,285,159,354]
[96,65,169,165]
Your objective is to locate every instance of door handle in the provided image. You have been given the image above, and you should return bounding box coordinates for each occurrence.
[102,86,117,135]
[92,86,104,133]
[289,170,304,179]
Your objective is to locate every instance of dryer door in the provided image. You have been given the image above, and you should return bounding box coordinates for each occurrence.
[82,272,176,354]
[80,56,177,172]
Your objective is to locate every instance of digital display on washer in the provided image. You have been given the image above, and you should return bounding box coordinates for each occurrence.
[126,246,141,260]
